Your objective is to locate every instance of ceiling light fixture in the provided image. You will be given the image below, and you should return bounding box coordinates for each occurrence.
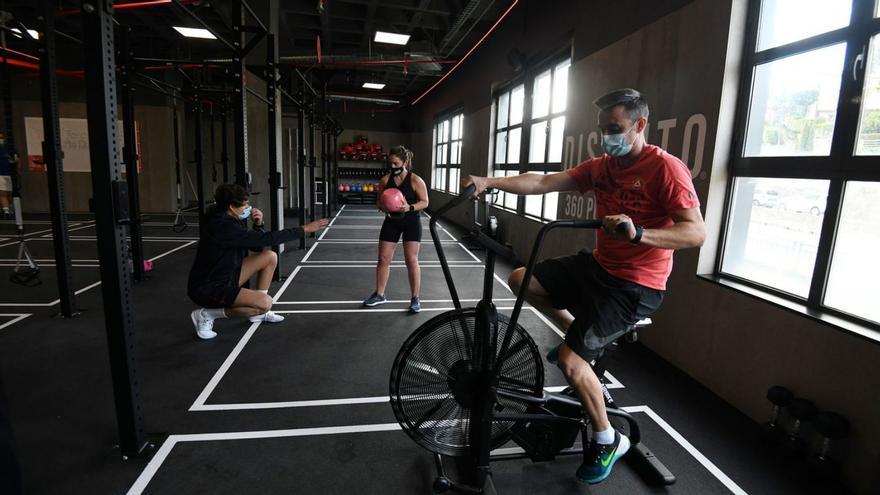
[10,28,39,40]
[362,82,386,90]
[172,27,217,40]
[374,31,410,45]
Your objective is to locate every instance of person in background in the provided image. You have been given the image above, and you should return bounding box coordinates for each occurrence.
[362,145,429,313]
[0,132,16,217]
[188,184,329,340]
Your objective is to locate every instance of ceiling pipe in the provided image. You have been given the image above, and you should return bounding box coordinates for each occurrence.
[280,55,456,67]
[412,0,518,106]
[57,0,195,16]
[0,46,39,62]
[326,93,399,105]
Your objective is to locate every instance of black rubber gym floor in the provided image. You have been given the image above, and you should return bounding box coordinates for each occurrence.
[0,205,852,494]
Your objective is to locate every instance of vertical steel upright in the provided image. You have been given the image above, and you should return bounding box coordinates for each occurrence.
[231,0,250,190]
[80,0,145,458]
[267,28,284,279]
[37,2,76,315]
[296,83,307,250]
[220,101,229,183]
[307,98,316,223]
[191,89,206,220]
[320,84,328,218]
[119,28,144,281]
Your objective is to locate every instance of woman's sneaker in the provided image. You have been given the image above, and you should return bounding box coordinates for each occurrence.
[363,292,387,307]
[576,431,630,484]
[191,309,217,340]
[409,296,421,313]
[249,311,285,323]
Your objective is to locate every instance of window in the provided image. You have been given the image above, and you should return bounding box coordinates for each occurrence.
[432,112,463,194]
[491,57,570,221]
[719,0,880,327]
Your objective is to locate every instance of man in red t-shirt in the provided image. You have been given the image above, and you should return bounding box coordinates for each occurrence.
[463,88,705,484]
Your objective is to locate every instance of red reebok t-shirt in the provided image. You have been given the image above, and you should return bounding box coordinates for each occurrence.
[566,145,700,290]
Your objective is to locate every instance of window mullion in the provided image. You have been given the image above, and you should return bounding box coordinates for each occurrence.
[808,178,845,307]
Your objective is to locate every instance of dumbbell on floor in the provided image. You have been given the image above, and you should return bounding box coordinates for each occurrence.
[783,397,817,457]
[806,411,850,481]
[762,385,793,443]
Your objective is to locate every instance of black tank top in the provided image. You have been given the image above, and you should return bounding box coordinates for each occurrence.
[386,171,418,208]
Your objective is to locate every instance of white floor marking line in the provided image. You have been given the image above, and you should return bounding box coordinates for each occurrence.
[300,242,320,263]
[315,204,348,241]
[0,240,195,307]
[0,263,99,267]
[528,307,565,339]
[272,298,517,305]
[189,320,264,410]
[457,242,482,263]
[189,265,305,410]
[0,258,100,263]
[129,406,746,495]
[0,314,32,330]
[312,240,460,244]
[195,384,575,411]
[623,405,748,495]
[127,422,404,494]
[147,240,197,262]
[190,306,593,411]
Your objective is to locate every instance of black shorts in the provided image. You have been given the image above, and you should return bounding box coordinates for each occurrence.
[532,250,663,362]
[188,280,241,309]
[379,213,422,243]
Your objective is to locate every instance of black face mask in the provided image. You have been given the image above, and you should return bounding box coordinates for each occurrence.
[391,167,404,177]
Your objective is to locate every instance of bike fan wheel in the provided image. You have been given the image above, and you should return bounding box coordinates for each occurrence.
[389,308,544,457]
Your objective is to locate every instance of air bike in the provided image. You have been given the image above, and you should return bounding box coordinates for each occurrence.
[389,186,676,493]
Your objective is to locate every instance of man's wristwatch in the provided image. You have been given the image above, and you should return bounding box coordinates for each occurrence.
[630,225,644,245]
[408,205,415,213]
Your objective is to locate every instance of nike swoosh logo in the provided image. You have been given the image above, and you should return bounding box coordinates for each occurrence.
[601,446,618,468]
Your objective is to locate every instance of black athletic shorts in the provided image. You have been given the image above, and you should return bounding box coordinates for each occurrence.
[379,213,422,243]
[188,280,241,309]
[532,249,663,362]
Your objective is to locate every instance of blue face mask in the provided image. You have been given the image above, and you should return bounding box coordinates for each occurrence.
[601,128,635,157]
[238,205,252,220]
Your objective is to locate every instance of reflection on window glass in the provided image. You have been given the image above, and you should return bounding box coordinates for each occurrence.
[549,116,566,162]
[436,167,447,191]
[529,121,547,163]
[552,62,570,114]
[497,92,509,130]
[721,177,829,297]
[504,171,518,209]
[507,128,521,164]
[756,0,851,51]
[449,168,461,194]
[525,173,544,217]
[824,182,880,323]
[492,169,506,207]
[744,44,846,157]
[856,34,880,155]
[510,85,525,125]
[533,70,552,119]
[495,131,507,164]
[545,191,559,221]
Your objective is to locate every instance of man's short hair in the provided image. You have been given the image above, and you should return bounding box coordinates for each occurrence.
[593,88,650,122]
[214,183,249,211]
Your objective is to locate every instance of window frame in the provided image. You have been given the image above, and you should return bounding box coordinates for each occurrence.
[431,107,464,194]
[716,0,880,330]
[490,51,571,221]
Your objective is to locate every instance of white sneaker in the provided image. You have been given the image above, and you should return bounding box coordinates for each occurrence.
[249,311,285,323]
[191,309,217,340]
